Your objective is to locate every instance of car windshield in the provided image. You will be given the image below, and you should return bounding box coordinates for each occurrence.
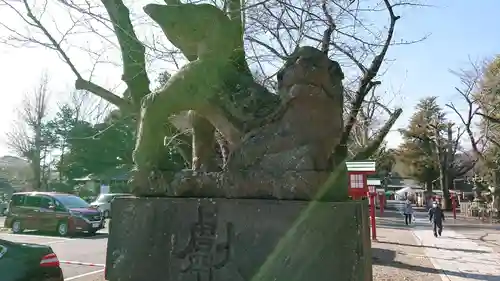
[96,194,115,203]
[53,195,89,208]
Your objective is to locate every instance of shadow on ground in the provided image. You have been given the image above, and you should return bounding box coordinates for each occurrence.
[444,232,500,248]
[446,223,500,230]
[372,247,497,280]
[377,219,414,230]
[376,210,404,218]
[375,240,490,254]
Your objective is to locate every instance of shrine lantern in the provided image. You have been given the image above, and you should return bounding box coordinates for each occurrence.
[346,161,376,200]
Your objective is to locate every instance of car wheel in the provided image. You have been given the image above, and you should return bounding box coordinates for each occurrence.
[11,220,23,234]
[103,210,110,219]
[57,221,70,237]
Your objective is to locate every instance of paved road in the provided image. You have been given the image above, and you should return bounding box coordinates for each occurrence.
[389,202,500,280]
[0,216,108,281]
[384,199,405,210]
[3,203,500,281]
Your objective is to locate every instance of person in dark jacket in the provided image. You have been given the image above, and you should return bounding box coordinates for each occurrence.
[428,201,445,237]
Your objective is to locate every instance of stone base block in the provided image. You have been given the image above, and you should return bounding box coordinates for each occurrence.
[106,198,372,281]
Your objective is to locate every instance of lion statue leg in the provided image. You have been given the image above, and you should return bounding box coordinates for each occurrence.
[132,59,230,193]
[188,110,220,172]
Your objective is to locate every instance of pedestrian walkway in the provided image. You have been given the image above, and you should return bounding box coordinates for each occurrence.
[413,227,500,280]
[393,203,500,280]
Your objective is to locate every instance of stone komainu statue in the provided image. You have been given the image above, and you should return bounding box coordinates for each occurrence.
[132,3,345,200]
[134,2,278,173]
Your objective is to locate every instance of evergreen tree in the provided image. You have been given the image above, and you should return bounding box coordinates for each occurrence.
[50,72,189,182]
[371,144,395,177]
[397,97,446,192]
[371,144,396,188]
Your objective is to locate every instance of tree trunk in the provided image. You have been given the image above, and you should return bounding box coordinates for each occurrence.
[425,180,433,193]
[33,126,42,191]
[59,142,66,181]
[440,151,450,209]
[441,124,454,210]
[492,170,500,216]
[442,183,450,210]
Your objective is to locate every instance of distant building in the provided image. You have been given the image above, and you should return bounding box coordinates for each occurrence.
[73,165,131,194]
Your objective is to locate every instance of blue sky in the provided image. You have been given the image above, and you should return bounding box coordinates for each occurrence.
[0,0,498,156]
[381,0,499,147]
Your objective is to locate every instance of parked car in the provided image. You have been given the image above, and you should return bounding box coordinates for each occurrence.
[0,238,64,281]
[4,192,105,237]
[90,193,134,218]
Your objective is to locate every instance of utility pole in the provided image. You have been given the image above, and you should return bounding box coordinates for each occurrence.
[443,123,454,210]
[446,123,453,189]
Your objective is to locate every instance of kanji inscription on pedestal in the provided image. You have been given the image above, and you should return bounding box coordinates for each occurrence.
[175,204,234,281]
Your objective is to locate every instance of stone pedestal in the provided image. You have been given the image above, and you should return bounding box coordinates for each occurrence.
[105,198,372,281]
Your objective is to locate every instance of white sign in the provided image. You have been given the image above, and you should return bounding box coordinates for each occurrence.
[368,185,375,193]
[346,161,376,172]
[100,185,110,194]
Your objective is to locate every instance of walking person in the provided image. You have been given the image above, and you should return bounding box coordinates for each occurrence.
[428,201,445,237]
[403,200,414,225]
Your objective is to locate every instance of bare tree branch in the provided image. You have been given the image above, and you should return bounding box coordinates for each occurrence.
[354,107,402,160]
[2,0,131,110]
[246,37,287,60]
[446,65,484,161]
[340,0,400,148]
[320,0,336,54]
[478,112,500,124]
[6,73,52,190]
[101,0,150,108]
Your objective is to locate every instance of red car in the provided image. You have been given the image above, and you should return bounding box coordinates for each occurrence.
[0,238,64,281]
[4,192,105,236]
